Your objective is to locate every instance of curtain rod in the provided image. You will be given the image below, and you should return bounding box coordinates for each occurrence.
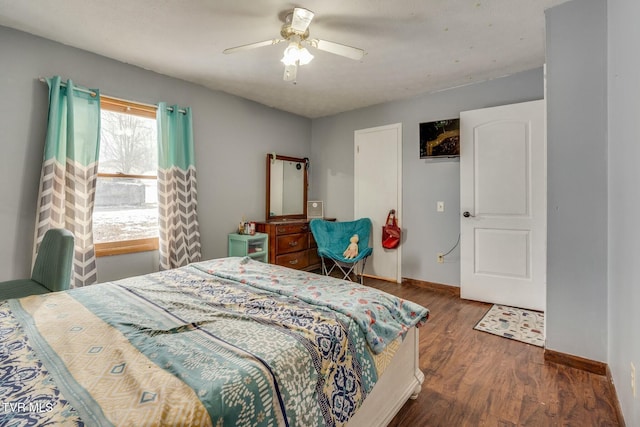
[37,77,186,114]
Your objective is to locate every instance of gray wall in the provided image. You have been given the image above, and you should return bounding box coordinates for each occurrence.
[546,0,640,423]
[545,0,608,362]
[311,70,544,285]
[0,25,311,283]
[608,0,640,423]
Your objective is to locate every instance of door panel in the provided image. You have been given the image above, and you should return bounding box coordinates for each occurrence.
[476,122,529,216]
[460,100,545,311]
[475,228,530,278]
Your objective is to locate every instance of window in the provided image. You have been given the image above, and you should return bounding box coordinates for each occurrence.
[93,97,159,256]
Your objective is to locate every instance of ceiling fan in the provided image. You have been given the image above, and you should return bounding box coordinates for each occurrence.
[223,7,365,82]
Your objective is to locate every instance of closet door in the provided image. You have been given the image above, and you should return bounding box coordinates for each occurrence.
[354,123,402,283]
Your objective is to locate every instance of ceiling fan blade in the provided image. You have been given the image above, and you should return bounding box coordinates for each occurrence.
[308,39,365,61]
[291,8,314,33]
[223,39,285,54]
[283,63,298,82]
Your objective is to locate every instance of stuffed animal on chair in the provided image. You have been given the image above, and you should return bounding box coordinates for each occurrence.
[343,234,359,259]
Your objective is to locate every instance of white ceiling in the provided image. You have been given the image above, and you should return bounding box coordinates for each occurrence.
[0,0,568,118]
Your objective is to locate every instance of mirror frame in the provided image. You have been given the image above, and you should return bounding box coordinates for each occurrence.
[265,154,308,221]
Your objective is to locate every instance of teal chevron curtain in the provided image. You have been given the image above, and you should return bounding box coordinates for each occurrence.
[34,76,101,287]
[156,102,201,270]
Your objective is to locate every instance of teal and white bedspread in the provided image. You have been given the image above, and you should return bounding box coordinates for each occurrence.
[0,257,428,426]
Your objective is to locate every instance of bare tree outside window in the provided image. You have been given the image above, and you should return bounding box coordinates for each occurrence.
[94,108,158,246]
[99,111,157,175]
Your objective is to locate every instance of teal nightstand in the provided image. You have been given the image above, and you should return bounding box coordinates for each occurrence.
[228,232,268,262]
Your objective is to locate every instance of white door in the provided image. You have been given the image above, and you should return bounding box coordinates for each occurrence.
[354,123,402,283]
[460,100,546,311]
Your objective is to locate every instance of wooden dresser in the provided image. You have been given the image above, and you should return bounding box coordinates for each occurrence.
[255,219,321,271]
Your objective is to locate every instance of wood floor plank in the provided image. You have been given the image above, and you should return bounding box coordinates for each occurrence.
[362,278,621,426]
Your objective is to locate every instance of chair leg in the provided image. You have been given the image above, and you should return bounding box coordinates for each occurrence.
[321,258,338,277]
[326,260,337,276]
[320,257,369,284]
[336,261,358,282]
[358,258,368,285]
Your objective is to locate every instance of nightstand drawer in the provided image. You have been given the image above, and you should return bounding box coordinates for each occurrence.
[276,251,309,270]
[276,233,308,255]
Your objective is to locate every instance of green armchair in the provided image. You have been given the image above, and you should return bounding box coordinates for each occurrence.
[0,228,75,300]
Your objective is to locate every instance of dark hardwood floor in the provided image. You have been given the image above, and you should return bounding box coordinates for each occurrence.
[363,277,621,427]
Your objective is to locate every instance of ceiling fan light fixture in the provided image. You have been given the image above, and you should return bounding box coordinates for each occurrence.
[281,43,299,66]
[281,42,314,66]
[297,47,314,65]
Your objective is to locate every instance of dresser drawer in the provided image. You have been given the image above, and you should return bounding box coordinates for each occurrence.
[276,233,308,255]
[255,219,329,273]
[276,251,309,270]
[276,223,310,235]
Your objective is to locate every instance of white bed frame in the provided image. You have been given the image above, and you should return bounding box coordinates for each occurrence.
[348,327,424,426]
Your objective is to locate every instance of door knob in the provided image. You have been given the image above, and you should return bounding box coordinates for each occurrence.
[463,211,474,218]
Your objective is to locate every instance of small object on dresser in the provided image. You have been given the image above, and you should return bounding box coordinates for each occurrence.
[238,218,256,235]
[307,201,324,219]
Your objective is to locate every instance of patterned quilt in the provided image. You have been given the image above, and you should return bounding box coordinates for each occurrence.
[0,257,428,426]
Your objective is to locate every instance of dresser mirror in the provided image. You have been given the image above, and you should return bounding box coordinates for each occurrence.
[266,154,308,220]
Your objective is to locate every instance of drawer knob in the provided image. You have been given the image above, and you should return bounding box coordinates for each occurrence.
[289,241,298,247]
[289,259,299,265]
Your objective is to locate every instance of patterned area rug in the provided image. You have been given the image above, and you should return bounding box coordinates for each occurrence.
[474,304,545,347]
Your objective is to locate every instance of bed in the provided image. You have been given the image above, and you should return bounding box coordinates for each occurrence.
[0,257,428,426]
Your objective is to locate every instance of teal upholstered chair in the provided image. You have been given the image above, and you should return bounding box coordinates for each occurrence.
[310,218,373,284]
[0,228,74,300]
